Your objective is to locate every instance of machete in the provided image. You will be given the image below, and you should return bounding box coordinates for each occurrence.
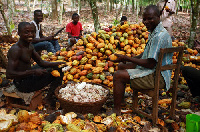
[54,27,65,37]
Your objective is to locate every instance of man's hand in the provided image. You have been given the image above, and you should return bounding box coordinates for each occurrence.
[46,35,54,41]
[34,69,47,76]
[111,54,127,63]
[166,9,175,14]
[56,62,66,66]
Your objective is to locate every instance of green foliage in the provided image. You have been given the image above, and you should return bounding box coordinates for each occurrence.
[114,0,120,4]
[9,21,15,33]
[113,19,120,26]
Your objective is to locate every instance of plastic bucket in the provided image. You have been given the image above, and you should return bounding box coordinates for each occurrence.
[186,114,200,132]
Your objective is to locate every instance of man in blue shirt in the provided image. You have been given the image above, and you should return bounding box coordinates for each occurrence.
[111,5,172,115]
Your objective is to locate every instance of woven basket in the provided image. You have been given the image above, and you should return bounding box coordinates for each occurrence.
[55,82,110,115]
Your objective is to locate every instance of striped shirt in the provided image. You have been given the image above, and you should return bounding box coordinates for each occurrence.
[127,23,173,90]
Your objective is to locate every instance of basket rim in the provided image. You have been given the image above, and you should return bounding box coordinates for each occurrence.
[55,82,110,105]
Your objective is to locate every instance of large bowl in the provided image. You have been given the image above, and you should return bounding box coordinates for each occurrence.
[55,82,110,115]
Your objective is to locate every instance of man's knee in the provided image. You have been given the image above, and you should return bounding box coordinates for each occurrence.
[69,38,76,46]
[113,70,127,80]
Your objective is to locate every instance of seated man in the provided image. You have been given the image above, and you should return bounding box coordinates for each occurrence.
[6,22,65,107]
[111,5,173,115]
[31,10,60,53]
[66,13,83,48]
[120,16,128,25]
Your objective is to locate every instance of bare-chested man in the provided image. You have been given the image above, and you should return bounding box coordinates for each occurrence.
[6,22,65,107]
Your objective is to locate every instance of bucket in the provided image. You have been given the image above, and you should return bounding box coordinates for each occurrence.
[186,114,200,132]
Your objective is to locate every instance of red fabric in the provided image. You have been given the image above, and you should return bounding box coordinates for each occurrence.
[66,22,83,37]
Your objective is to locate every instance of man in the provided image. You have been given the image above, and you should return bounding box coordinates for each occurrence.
[31,10,60,53]
[157,0,176,38]
[6,22,65,107]
[180,66,200,102]
[66,13,83,48]
[120,16,128,25]
[111,5,173,115]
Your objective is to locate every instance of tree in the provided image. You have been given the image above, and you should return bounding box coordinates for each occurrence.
[132,0,135,14]
[25,0,31,12]
[109,0,113,12]
[88,0,100,32]
[78,0,81,15]
[59,0,64,24]
[0,0,11,36]
[52,0,58,20]
[188,0,199,48]
[115,0,123,21]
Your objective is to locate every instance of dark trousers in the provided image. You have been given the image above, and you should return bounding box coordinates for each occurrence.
[181,66,200,97]
[14,65,63,96]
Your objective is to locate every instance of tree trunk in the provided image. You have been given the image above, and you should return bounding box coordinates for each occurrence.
[78,0,81,15]
[125,0,130,13]
[25,0,31,12]
[12,0,16,13]
[71,0,75,11]
[59,0,63,24]
[132,0,134,14]
[136,0,138,22]
[8,0,16,16]
[104,0,108,14]
[88,0,100,32]
[188,0,199,48]
[0,0,11,35]
[109,0,113,12]
[115,0,123,21]
[52,0,58,20]
[138,6,144,16]
[33,0,38,9]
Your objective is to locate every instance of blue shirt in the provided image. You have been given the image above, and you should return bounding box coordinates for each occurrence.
[127,22,173,90]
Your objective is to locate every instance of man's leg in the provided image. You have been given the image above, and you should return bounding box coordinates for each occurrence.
[66,38,78,50]
[113,70,131,115]
[50,40,61,52]
[181,66,200,97]
[14,72,54,93]
[32,41,56,53]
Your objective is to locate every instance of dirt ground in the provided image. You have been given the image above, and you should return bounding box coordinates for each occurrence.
[0,2,200,131]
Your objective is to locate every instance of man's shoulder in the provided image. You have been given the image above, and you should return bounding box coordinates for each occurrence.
[77,22,82,25]
[66,22,73,26]
[10,43,19,50]
[8,44,21,56]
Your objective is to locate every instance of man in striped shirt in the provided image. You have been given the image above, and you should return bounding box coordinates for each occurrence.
[111,5,173,115]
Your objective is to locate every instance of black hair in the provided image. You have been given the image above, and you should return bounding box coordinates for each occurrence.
[121,16,127,21]
[34,10,42,16]
[144,5,160,17]
[18,22,31,33]
[72,13,79,19]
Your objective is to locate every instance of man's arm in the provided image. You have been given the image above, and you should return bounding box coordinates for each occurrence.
[112,53,156,69]
[32,48,65,68]
[6,47,36,79]
[31,23,54,43]
[78,30,83,38]
[67,32,74,38]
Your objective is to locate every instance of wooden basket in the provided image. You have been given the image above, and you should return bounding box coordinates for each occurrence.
[55,83,110,115]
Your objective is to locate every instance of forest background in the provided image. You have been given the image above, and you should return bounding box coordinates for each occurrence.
[0,0,199,63]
